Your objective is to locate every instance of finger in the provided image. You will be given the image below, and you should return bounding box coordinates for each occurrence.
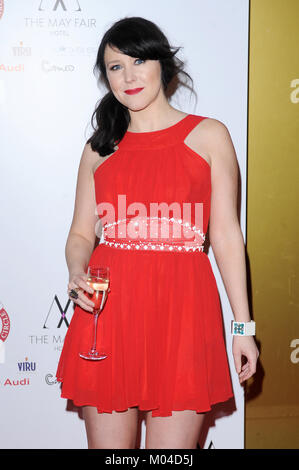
[233,354,242,374]
[240,374,250,384]
[239,369,249,379]
[239,362,250,374]
[239,371,249,383]
[68,273,94,292]
[76,278,94,294]
[67,282,78,292]
[67,287,95,310]
[240,361,251,372]
[239,365,255,382]
[69,287,95,308]
[67,282,81,295]
[76,297,94,313]
[246,356,257,375]
[78,290,95,308]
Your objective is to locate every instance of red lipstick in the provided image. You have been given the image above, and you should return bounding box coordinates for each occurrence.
[124,87,144,95]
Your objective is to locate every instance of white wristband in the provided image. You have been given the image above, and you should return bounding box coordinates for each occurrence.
[231,320,256,336]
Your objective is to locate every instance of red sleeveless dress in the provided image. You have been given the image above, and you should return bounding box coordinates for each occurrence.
[56,114,234,417]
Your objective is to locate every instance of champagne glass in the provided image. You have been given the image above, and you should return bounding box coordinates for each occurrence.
[79,266,110,361]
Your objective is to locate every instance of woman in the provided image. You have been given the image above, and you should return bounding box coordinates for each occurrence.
[56,16,259,449]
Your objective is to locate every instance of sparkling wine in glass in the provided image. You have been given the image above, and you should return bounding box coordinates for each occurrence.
[79,266,110,361]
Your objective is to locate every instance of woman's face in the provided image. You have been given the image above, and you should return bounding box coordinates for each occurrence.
[104,44,163,112]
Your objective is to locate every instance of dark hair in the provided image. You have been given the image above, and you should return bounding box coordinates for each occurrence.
[86,16,195,157]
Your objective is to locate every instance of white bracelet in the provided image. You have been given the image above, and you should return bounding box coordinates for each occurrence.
[231,320,256,336]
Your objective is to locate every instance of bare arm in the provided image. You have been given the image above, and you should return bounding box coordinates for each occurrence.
[208,120,250,322]
[65,143,100,312]
[206,119,259,383]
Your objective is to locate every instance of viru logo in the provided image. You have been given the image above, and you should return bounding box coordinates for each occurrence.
[17,357,36,372]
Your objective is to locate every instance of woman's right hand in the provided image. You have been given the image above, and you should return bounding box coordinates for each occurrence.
[67,270,95,313]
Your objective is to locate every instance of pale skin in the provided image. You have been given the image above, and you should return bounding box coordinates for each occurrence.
[66,44,259,449]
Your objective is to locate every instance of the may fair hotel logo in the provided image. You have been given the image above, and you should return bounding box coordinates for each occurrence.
[28,294,73,352]
[24,0,96,36]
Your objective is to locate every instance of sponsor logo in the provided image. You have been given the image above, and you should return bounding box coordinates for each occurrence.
[0,303,10,363]
[24,1,96,35]
[28,296,70,351]
[38,0,81,12]
[0,63,25,72]
[53,45,96,56]
[2,378,30,386]
[41,60,75,72]
[0,0,4,20]
[45,373,58,385]
[24,17,96,31]
[43,295,72,329]
[0,304,10,342]
[28,334,65,351]
[17,357,36,372]
[12,41,32,57]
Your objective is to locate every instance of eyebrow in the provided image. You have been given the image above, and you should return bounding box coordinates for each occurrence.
[106,60,121,65]
[105,56,139,66]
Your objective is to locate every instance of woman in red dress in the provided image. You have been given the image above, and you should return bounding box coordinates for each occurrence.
[56,16,259,449]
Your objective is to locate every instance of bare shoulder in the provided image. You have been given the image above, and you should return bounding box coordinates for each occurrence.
[79,142,98,166]
[204,117,234,145]
[184,117,227,167]
[190,117,232,144]
[186,117,236,168]
[201,117,232,142]
[82,142,118,175]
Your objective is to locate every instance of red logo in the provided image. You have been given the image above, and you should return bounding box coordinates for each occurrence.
[0,304,10,342]
[0,1,4,20]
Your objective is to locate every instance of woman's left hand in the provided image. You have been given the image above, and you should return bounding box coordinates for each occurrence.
[232,335,260,384]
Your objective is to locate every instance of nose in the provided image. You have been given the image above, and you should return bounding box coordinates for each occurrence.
[123,65,137,83]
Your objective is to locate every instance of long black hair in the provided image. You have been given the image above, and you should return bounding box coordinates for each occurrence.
[86,16,195,157]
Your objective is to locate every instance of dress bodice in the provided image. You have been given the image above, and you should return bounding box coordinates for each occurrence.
[93,114,211,253]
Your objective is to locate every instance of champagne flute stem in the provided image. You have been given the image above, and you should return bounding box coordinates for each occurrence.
[91,312,99,353]
[90,290,106,353]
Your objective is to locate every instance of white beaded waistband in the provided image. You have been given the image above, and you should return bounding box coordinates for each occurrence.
[101,216,205,253]
[102,239,204,252]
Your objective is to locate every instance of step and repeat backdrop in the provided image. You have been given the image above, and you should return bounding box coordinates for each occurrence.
[0,0,248,449]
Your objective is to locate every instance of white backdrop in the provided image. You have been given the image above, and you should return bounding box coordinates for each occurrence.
[0,0,249,449]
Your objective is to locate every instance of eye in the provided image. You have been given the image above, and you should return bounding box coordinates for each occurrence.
[109,64,120,71]
[109,58,145,71]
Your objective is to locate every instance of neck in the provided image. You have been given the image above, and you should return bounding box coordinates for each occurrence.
[127,93,183,133]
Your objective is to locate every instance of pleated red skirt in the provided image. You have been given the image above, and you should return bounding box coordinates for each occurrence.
[56,244,234,417]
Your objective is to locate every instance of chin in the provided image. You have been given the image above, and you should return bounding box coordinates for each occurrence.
[126,100,152,112]
[129,103,149,111]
